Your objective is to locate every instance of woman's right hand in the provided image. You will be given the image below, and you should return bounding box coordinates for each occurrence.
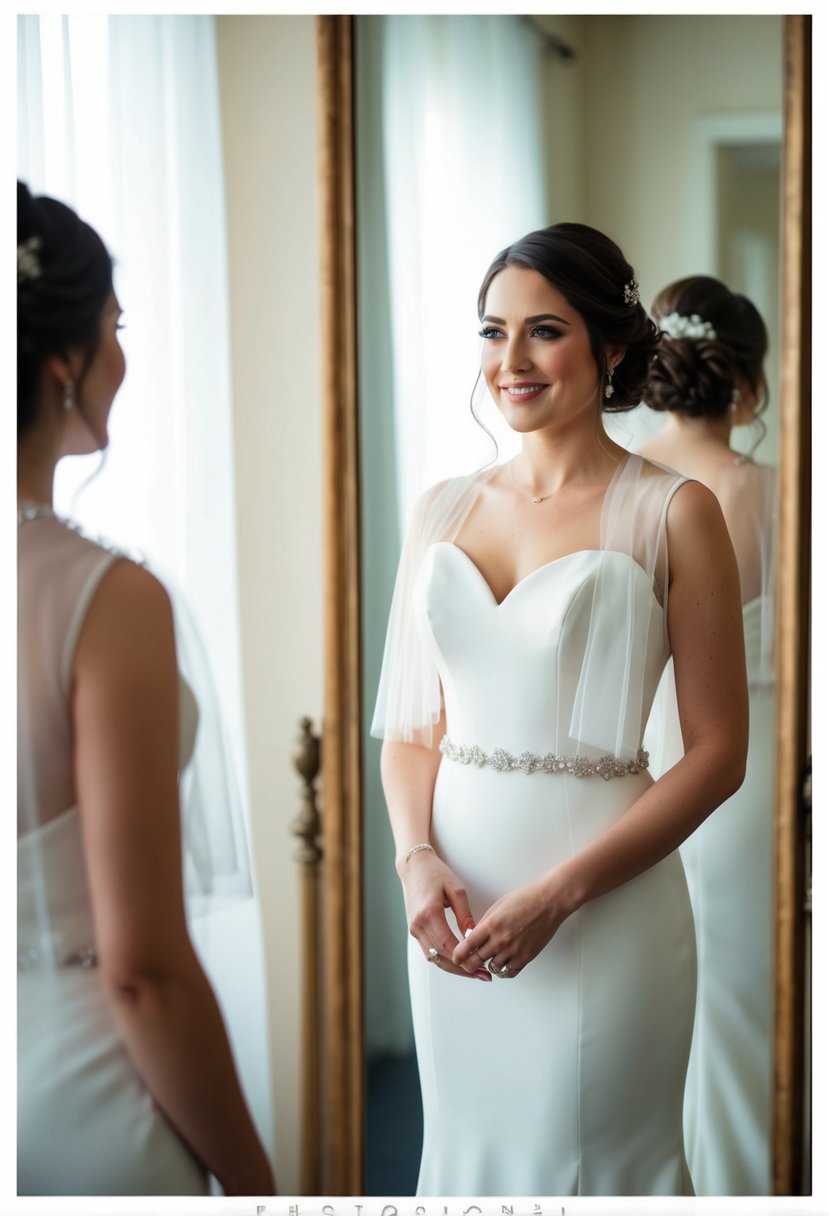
[399,850,492,981]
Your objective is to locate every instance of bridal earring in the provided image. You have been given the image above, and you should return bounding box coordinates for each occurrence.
[62,379,75,413]
[730,387,741,416]
[605,367,615,400]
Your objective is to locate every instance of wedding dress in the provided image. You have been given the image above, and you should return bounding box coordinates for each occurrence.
[647,465,776,1196]
[373,454,697,1196]
[18,513,247,1195]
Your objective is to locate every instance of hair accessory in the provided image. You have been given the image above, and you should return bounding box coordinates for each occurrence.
[17,236,43,284]
[660,312,717,341]
[62,379,75,413]
[605,367,615,399]
[623,278,640,306]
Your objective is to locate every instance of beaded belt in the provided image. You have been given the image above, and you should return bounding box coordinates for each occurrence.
[439,735,649,780]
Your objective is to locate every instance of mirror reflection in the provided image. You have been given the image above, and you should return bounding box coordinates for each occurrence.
[357,13,782,1197]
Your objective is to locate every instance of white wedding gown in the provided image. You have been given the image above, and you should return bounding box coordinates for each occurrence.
[408,538,696,1196]
[649,596,774,1195]
[18,516,209,1195]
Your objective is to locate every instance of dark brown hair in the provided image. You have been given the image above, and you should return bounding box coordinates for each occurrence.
[477,222,660,412]
[17,180,114,436]
[643,275,768,419]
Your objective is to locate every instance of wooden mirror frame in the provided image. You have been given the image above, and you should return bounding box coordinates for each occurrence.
[773,12,811,1197]
[315,13,811,1196]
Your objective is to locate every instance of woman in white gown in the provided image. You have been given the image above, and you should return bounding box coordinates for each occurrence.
[17,181,274,1196]
[640,275,775,1195]
[371,224,749,1196]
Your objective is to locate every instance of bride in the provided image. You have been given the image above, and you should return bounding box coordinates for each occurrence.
[17,180,274,1196]
[371,222,749,1196]
[640,274,776,1195]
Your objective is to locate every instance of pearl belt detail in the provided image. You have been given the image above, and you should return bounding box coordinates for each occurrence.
[439,735,649,779]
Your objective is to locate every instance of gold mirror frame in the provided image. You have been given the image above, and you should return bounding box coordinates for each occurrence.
[315,13,811,1196]
[773,12,811,1197]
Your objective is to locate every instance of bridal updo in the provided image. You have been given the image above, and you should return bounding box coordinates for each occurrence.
[643,275,768,419]
[477,222,660,412]
[17,180,114,436]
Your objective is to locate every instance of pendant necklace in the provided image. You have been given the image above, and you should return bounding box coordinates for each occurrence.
[509,457,557,504]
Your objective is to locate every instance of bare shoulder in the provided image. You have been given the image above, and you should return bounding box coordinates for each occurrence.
[665,479,737,587]
[666,477,725,530]
[74,559,176,674]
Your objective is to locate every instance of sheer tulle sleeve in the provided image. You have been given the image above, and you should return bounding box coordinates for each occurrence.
[570,455,687,760]
[371,467,496,747]
[167,584,253,913]
[371,454,685,758]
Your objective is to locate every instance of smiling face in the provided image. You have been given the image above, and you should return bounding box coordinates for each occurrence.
[480,266,606,436]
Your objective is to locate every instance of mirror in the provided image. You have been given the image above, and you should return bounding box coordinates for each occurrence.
[316,11,810,1198]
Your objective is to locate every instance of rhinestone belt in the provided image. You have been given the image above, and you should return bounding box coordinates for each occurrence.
[439,735,649,779]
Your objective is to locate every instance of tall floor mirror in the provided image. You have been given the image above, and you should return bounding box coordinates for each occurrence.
[315,13,810,1198]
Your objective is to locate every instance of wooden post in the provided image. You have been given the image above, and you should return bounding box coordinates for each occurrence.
[316,14,365,1196]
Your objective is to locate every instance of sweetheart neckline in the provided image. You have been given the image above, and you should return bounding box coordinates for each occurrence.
[430,542,602,608]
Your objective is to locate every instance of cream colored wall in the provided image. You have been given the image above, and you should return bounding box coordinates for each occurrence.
[580,15,782,307]
[539,15,782,456]
[216,15,322,1196]
[535,16,588,221]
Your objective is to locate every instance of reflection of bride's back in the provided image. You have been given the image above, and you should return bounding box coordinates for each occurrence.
[641,273,776,1197]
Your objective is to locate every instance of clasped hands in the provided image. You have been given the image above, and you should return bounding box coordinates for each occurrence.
[401,850,566,981]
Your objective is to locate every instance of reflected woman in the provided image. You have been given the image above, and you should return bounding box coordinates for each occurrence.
[17,181,274,1196]
[371,224,748,1195]
[640,276,776,1196]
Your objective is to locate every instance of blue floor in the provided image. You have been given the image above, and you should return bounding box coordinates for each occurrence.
[365,1052,422,1195]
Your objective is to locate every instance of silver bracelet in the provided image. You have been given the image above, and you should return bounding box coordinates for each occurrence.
[404,842,434,864]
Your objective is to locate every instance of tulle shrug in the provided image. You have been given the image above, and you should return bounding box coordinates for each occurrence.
[372,452,687,759]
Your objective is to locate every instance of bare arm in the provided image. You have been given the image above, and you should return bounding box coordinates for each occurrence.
[455,480,748,974]
[381,717,490,982]
[72,561,275,1195]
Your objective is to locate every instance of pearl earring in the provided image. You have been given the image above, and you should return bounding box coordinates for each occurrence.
[730,387,740,416]
[62,380,75,413]
[605,367,615,400]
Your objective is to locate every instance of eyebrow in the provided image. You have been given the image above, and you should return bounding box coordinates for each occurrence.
[482,313,571,326]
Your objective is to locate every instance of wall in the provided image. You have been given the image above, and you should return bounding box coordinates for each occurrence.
[216,15,323,1196]
[581,15,782,299]
[540,15,782,458]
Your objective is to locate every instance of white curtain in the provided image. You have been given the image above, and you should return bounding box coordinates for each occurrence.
[358,14,548,1057]
[380,15,548,527]
[17,14,274,1165]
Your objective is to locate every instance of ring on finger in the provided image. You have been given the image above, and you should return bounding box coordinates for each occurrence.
[427,947,442,966]
[488,959,516,978]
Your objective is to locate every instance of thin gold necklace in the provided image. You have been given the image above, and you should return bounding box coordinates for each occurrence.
[509,457,557,504]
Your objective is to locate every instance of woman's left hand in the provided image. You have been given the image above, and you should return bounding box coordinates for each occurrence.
[451,875,568,979]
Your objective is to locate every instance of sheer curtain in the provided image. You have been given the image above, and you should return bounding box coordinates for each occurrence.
[380,15,548,527]
[17,14,273,1164]
[358,15,548,1057]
